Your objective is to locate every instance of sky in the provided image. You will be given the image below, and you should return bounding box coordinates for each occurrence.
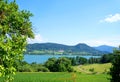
[16,0,120,47]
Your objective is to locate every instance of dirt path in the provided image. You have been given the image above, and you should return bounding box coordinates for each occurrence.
[77,65,92,74]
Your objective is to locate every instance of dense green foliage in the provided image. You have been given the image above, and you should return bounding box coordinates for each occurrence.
[66,53,113,66]
[26,43,106,55]
[0,72,110,82]
[17,62,49,72]
[69,56,88,65]
[44,57,73,72]
[0,0,34,81]
[100,53,114,63]
[110,49,120,82]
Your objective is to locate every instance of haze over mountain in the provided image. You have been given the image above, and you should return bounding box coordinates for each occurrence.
[26,43,108,55]
[93,45,117,53]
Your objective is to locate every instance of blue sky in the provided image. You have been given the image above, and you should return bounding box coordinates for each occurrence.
[16,0,120,47]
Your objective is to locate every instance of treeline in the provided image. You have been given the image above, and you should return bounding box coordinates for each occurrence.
[14,53,114,72]
[69,53,114,66]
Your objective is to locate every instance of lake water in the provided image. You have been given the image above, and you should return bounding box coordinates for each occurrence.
[23,54,101,64]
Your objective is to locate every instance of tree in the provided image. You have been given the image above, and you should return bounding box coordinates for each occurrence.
[110,49,120,82]
[78,57,87,65]
[100,54,114,64]
[55,57,73,72]
[0,0,34,82]
[44,57,57,72]
[88,57,94,64]
[70,57,76,66]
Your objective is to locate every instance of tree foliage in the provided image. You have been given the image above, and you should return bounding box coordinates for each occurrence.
[100,54,113,63]
[16,61,49,72]
[0,0,34,81]
[44,57,57,72]
[44,57,73,72]
[110,49,120,82]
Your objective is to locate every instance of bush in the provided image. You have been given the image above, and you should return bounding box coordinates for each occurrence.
[37,67,50,72]
[17,62,50,72]
[89,68,94,72]
[67,67,74,72]
[18,65,33,72]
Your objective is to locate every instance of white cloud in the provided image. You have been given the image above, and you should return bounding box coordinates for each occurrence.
[100,13,120,23]
[27,34,43,44]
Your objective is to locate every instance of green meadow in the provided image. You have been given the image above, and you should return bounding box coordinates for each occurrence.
[0,72,110,82]
[0,63,111,82]
[73,63,111,74]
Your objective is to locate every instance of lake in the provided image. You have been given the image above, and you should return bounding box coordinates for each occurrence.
[23,54,101,64]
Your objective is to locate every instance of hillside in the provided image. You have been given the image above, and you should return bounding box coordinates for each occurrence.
[94,45,116,53]
[26,43,106,55]
[73,63,111,74]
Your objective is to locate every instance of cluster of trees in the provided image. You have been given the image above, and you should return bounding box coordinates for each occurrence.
[15,61,49,72]
[44,57,73,72]
[67,53,114,66]
[14,57,74,72]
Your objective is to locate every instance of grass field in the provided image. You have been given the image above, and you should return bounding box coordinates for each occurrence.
[0,63,111,82]
[73,63,111,74]
[0,72,110,82]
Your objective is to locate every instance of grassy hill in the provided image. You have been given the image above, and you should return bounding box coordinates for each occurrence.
[73,63,112,74]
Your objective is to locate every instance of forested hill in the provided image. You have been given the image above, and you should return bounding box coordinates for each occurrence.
[26,43,107,55]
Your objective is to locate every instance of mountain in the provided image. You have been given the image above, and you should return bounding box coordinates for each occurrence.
[93,45,117,53]
[26,43,106,55]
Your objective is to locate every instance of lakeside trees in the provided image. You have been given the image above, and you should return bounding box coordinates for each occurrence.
[14,53,114,73]
[0,0,34,82]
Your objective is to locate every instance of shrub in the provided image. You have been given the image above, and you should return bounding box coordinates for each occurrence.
[89,68,94,72]
[37,67,49,72]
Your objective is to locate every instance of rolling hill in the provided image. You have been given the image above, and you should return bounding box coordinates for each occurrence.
[26,43,106,55]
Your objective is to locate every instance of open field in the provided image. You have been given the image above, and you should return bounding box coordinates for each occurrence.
[0,72,110,82]
[0,63,111,82]
[73,63,112,74]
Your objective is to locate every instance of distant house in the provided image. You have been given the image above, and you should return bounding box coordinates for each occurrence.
[58,50,64,53]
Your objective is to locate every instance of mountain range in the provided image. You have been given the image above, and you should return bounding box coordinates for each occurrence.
[94,45,117,53]
[26,43,115,55]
